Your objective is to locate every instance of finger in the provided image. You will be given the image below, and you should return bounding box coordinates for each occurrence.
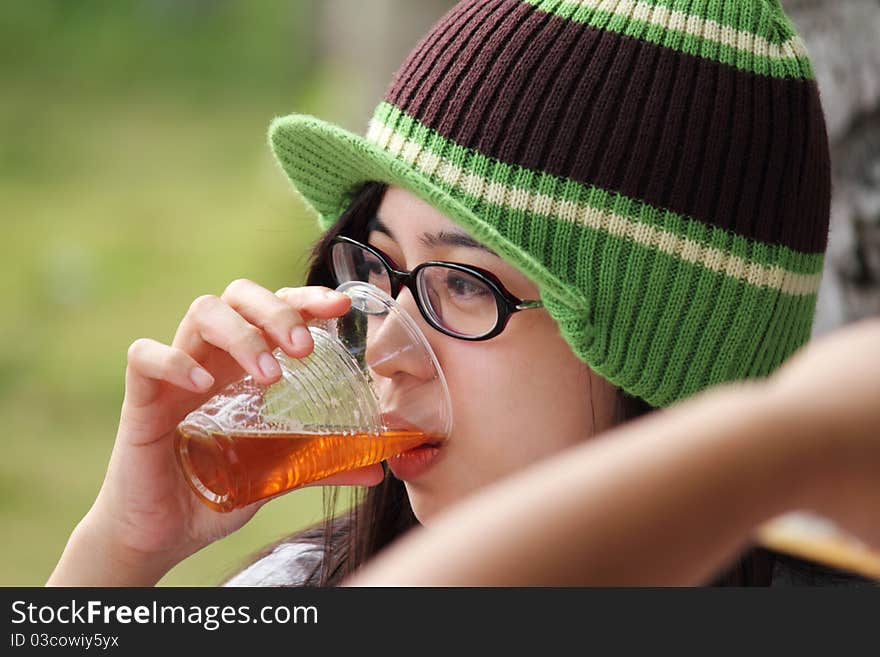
[125,338,215,408]
[220,280,328,359]
[274,286,352,355]
[274,285,352,320]
[172,294,282,386]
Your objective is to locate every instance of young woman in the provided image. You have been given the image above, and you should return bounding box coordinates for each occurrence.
[49,0,873,586]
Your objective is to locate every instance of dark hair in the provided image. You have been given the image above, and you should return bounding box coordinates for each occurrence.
[224,182,805,587]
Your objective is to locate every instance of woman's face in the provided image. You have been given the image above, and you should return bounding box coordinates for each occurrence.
[367,186,617,522]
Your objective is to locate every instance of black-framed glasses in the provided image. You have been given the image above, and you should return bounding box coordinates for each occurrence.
[328,236,543,341]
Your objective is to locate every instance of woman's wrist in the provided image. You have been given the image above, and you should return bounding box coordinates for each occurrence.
[761,380,878,545]
[756,376,858,519]
[47,512,180,587]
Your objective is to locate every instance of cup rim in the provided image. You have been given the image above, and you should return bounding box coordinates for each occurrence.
[335,281,454,439]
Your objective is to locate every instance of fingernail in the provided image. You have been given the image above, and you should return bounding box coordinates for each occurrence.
[291,326,312,351]
[190,367,214,390]
[258,352,281,379]
[324,289,348,301]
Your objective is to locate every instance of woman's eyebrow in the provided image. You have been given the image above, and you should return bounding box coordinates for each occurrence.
[366,216,393,239]
[367,216,497,256]
[419,230,497,256]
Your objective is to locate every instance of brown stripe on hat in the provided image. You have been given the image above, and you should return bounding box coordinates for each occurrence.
[384,0,830,254]
[390,0,490,111]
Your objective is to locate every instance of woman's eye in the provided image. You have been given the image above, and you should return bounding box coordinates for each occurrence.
[446,272,491,299]
[355,256,384,279]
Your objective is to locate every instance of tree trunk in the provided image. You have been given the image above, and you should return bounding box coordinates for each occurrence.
[784,0,880,332]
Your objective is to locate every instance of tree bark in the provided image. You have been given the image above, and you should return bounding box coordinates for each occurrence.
[784,0,880,332]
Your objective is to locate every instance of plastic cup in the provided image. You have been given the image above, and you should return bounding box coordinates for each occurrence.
[174,281,453,512]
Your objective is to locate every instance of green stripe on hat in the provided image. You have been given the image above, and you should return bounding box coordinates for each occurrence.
[369,102,824,289]
[523,0,814,79]
[270,106,824,406]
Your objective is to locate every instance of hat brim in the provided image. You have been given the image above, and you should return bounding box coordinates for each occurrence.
[268,114,582,309]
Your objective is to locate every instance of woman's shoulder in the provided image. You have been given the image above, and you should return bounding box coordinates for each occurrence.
[222,540,324,587]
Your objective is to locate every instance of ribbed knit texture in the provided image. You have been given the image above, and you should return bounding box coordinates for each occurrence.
[269,0,831,407]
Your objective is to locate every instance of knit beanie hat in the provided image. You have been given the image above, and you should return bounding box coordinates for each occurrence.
[269,0,831,408]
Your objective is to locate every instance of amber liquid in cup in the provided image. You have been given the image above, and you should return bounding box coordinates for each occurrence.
[176,426,428,512]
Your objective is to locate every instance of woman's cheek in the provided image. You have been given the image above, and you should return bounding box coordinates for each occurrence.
[440,352,509,441]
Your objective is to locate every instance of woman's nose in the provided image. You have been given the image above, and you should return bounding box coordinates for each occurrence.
[364,287,438,383]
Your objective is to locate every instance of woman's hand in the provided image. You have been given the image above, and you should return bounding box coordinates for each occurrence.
[762,317,880,548]
[48,280,384,586]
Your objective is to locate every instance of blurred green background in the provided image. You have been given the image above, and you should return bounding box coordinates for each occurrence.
[0,0,451,586]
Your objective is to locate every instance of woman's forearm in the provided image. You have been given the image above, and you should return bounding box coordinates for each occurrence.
[345,382,831,586]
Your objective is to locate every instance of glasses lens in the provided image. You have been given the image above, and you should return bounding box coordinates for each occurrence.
[331,242,392,295]
[417,266,499,338]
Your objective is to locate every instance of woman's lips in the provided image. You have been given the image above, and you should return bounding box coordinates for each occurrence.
[386,443,443,481]
[381,410,447,480]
